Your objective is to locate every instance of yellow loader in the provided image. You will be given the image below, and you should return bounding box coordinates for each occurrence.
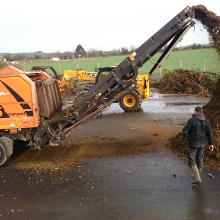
[71,66,150,112]
[30,66,150,112]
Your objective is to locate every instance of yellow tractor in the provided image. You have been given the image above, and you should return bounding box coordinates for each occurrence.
[30,66,97,91]
[30,66,150,112]
[59,69,97,91]
[74,66,150,112]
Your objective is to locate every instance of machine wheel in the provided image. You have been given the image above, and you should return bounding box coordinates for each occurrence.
[0,137,9,166]
[119,90,142,112]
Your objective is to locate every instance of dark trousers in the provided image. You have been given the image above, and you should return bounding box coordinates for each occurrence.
[186,145,205,168]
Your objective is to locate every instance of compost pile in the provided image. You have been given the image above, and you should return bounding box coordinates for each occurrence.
[167,135,220,170]
[202,77,220,167]
[166,5,220,170]
[167,78,220,170]
[193,5,220,56]
[154,5,220,96]
[152,68,217,96]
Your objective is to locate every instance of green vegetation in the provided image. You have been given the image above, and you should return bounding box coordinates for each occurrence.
[20,48,220,75]
[74,44,86,59]
[0,60,9,69]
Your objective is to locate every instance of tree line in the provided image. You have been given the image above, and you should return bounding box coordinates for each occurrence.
[0,43,212,62]
[0,44,136,62]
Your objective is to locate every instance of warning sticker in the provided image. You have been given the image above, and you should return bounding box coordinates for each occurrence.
[13,118,20,126]
[128,52,137,61]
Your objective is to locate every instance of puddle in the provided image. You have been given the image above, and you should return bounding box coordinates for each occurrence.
[101,94,210,115]
[166,102,207,106]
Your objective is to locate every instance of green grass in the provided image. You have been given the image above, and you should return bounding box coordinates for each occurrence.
[21,48,220,75]
[160,48,220,73]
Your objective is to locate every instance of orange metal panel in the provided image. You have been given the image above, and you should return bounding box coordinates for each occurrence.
[0,69,40,130]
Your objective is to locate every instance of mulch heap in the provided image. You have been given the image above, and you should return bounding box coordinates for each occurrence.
[152,68,217,96]
[202,77,220,168]
[166,5,220,170]
[166,77,220,170]
[193,5,220,56]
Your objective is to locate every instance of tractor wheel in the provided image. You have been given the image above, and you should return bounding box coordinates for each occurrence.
[119,90,142,112]
[0,137,9,166]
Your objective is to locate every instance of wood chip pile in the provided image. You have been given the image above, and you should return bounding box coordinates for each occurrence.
[203,77,220,166]
[193,5,220,56]
[167,76,220,170]
[152,68,217,96]
[167,5,220,170]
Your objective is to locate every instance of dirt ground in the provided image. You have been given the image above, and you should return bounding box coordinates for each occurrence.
[8,114,180,171]
[1,5,220,220]
[2,91,220,220]
[5,88,212,172]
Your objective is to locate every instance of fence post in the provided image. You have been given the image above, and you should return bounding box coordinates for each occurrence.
[180,59,182,69]
[59,65,61,75]
[204,58,206,72]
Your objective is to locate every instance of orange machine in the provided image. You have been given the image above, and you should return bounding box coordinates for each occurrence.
[0,66,63,165]
[0,6,195,166]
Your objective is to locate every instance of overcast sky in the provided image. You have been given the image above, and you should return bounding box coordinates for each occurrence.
[0,0,219,53]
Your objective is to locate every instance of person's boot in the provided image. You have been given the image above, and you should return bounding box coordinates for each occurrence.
[198,167,203,174]
[191,165,202,184]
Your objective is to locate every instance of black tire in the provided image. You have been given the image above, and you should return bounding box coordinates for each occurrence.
[0,137,8,166]
[119,90,142,112]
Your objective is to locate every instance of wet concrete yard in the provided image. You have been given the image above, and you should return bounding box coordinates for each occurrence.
[0,94,220,220]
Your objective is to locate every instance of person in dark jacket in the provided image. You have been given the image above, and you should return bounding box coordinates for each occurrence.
[182,106,214,184]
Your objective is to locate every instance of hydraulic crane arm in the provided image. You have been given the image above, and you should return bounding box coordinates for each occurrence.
[45,6,195,141]
[128,7,195,71]
[149,21,195,75]
[0,7,197,166]
[72,8,194,115]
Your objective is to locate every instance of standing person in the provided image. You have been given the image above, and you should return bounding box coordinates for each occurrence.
[182,106,214,184]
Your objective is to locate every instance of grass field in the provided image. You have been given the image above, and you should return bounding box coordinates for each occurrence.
[21,48,220,75]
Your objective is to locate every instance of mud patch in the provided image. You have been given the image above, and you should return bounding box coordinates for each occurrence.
[6,125,178,171]
[7,137,153,171]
